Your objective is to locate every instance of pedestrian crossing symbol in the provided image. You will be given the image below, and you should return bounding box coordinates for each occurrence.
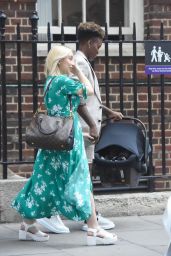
[145,41,171,74]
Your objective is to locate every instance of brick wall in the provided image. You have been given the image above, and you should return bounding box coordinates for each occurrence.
[6,78,171,190]
[1,0,171,190]
[0,0,37,83]
[0,0,36,40]
[144,0,171,40]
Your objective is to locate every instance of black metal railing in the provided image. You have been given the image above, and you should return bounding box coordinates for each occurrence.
[1,11,171,192]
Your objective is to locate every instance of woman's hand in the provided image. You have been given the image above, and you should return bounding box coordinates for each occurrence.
[69,63,81,77]
[70,64,93,96]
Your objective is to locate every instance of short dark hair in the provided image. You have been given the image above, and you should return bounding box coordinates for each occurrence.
[77,22,105,42]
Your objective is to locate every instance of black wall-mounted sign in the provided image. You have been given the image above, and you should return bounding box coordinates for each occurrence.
[145,41,171,75]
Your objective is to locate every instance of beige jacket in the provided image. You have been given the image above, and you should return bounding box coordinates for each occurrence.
[74,50,102,134]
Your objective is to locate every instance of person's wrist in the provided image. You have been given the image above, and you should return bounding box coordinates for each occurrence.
[89,124,97,130]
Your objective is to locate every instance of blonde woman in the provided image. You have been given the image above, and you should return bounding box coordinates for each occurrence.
[12,45,117,246]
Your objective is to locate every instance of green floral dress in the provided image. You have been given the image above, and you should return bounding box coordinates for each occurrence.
[12,75,92,221]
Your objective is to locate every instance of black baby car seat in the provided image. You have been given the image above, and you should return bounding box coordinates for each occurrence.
[93,117,150,188]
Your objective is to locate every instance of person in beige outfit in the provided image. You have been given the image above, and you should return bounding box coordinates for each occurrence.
[74,22,123,231]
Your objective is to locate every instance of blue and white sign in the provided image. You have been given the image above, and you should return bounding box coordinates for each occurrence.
[145,41,171,75]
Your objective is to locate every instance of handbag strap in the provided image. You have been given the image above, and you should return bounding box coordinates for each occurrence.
[37,77,55,112]
[38,77,73,116]
[43,77,56,98]
[67,94,73,116]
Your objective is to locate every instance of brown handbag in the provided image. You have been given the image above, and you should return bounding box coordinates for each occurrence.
[25,78,74,151]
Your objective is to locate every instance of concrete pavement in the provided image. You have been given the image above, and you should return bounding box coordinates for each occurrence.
[0,215,169,256]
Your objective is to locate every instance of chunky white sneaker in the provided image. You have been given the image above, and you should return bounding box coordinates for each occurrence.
[82,213,115,231]
[37,216,70,234]
[87,227,118,246]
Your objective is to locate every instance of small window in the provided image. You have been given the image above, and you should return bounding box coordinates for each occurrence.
[37,0,144,56]
[37,0,127,28]
[61,0,82,26]
[110,0,124,27]
[86,0,106,26]
[52,0,58,26]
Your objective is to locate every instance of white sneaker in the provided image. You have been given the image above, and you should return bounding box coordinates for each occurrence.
[82,213,115,231]
[37,216,70,234]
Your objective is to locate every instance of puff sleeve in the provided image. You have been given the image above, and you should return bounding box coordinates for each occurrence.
[61,76,87,99]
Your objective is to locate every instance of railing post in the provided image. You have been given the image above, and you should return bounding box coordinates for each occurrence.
[104,22,109,108]
[47,22,51,52]
[0,11,7,179]
[132,22,137,118]
[30,11,39,159]
[160,22,166,175]
[29,11,39,114]
[119,22,124,113]
[146,23,154,192]
[30,11,39,40]
[76,25,79,51]
[61,22,64,45]
[0,11,6,39]
[16,23,23,161]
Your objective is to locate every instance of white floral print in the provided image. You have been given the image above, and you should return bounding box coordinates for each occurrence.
[12,75,92,221]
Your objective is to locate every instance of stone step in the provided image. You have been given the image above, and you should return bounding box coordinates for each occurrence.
[0,179,169,223]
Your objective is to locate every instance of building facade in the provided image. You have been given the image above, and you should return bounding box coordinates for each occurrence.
[0,0,171,191]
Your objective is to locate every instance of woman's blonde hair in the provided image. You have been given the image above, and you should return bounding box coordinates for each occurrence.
[44,45,72,76]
